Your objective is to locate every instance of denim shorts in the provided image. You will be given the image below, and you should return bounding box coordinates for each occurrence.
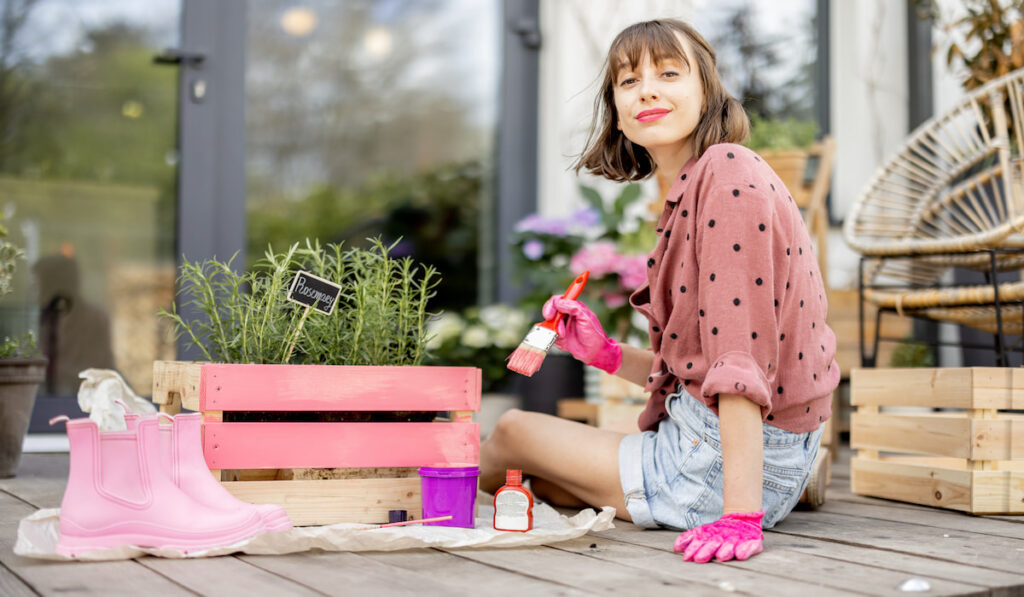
[618,387,822,530]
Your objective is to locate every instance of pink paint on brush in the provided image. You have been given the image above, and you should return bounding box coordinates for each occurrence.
[507,271,590,377]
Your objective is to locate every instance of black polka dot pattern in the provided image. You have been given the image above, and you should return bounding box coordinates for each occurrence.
[632,144,835,434]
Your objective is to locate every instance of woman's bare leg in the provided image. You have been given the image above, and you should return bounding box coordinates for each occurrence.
[530,476,587,508]
[480,409,632,521]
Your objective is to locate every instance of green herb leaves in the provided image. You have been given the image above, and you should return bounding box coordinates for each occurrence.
[161,238,439,365]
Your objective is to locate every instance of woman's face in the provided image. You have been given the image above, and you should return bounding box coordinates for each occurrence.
[612,34,704,159]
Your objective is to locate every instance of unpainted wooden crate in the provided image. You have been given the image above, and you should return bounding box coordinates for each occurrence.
[152,360,481,526]
[850,367,1024,514]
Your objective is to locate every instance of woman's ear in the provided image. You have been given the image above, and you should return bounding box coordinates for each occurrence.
[617,119,622,131]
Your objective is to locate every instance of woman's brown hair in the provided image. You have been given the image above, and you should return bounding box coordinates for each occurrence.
[576,19,750,182]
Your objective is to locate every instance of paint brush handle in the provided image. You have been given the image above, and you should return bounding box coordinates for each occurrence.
[541,270,590,328]
[375,515,454,528]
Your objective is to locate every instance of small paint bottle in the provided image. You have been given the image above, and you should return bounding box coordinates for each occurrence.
[493,469,533,532]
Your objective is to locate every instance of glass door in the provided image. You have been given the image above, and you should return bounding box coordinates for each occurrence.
[0,0,182,429]
[244,1,501,311]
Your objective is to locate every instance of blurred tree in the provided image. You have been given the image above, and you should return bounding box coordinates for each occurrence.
[248,161,482,310]
[707,0,817,123]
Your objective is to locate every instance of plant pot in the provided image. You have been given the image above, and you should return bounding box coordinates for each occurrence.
[0,358,47,478]
[759,148,810,205]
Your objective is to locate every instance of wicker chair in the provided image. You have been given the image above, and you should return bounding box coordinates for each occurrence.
[844,68,1024,365]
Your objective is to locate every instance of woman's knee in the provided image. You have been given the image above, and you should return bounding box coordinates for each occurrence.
[491,408,529,439]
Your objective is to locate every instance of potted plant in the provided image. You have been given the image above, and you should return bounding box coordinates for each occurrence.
[0,215,47,478]
[745,114,819,198]
[155,238,482,525]
[512,184,654,406]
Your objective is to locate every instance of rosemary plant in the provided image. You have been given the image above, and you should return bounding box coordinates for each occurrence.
[161,238,440,366]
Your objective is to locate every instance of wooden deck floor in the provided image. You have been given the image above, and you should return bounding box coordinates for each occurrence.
[1,447,1022,596]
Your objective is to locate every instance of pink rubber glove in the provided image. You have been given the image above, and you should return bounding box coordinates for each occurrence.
[673,511,764,563]
[541,296,622,374]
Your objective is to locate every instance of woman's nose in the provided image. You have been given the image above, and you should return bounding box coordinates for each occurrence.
[638,81,659,102]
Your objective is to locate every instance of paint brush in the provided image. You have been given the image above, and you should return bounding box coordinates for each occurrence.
[357,515,454,529]
[506,270,590,377]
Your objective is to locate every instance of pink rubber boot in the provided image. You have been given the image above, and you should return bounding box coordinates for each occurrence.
[56,417,266,557]
[124,412,292,532]
[162,413,291,532]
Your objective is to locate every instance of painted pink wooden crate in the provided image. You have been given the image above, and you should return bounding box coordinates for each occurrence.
[152,360,482,526]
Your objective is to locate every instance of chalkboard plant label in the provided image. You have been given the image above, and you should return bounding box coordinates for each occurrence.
[288,270,342,315]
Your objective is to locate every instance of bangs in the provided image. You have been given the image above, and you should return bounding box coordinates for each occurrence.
[608,21,689,79]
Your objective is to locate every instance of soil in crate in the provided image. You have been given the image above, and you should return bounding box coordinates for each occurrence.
[222,411,440,423]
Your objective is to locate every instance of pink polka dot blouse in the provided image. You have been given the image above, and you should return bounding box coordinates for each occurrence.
[630,143,839,434]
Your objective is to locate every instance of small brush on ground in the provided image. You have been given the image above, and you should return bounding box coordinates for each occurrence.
[506,271,590,377]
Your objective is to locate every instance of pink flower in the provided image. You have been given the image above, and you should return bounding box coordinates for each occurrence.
[569,241,620,278]
[616,254,648,290]
[603,291,627,308]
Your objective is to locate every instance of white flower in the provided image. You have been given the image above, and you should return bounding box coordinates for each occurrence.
[494,328,522,349]
[505,309,529,333]
[461,325,490,348]
[426,312,464,349]
[478,305,506,330]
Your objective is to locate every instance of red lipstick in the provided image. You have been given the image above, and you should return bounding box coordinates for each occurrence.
[637,108,669,122]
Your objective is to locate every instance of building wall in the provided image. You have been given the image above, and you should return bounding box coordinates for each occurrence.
[536,0,692,218]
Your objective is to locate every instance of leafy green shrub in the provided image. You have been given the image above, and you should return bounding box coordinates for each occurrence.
[745,114,818,152]
[0,214,38,359]
[889,337,935,368]
[161,238,440,366]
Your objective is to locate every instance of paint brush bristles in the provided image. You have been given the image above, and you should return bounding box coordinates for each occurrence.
[506,323,558,376]
[506,271,590,377]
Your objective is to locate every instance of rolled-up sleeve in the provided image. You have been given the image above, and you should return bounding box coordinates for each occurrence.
[694,182,780,417]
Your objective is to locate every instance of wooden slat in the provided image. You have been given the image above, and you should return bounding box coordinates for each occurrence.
[851,412,1024,460]
[0,492,194,596]
[850,367,1024,409]
[0,563,36,597]
[238,551,482,596]
[360,549,595,597]
[151,360,201,413]
[221,477,423,526]
[775,508,1024,577]
[549,535,867,596]
[443,541,731,596]
[198,363,481,412]
[851,455,1024,514]
[204,422,479,469]
[585,529,982,596]
[138,556,322,597]
[852,455,973,512]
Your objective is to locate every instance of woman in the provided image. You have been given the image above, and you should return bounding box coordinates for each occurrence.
[480,19,838,563]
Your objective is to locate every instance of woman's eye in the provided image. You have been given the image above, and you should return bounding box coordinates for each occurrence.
[619,77,637,87]
[662,70,679,78]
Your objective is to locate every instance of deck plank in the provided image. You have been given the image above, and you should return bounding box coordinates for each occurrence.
[0,561,37,597]
[441,543,756,596]
[777,509,1024,574]
[588,526,982,596]
[238,552,487,596]
[818,498,1024,540]
[361,549,591,596]
[0,491,193,596]
[140,556,324,596]
[550,534,873,596]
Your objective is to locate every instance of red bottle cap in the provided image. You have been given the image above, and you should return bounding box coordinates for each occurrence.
[506,469,522,485]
